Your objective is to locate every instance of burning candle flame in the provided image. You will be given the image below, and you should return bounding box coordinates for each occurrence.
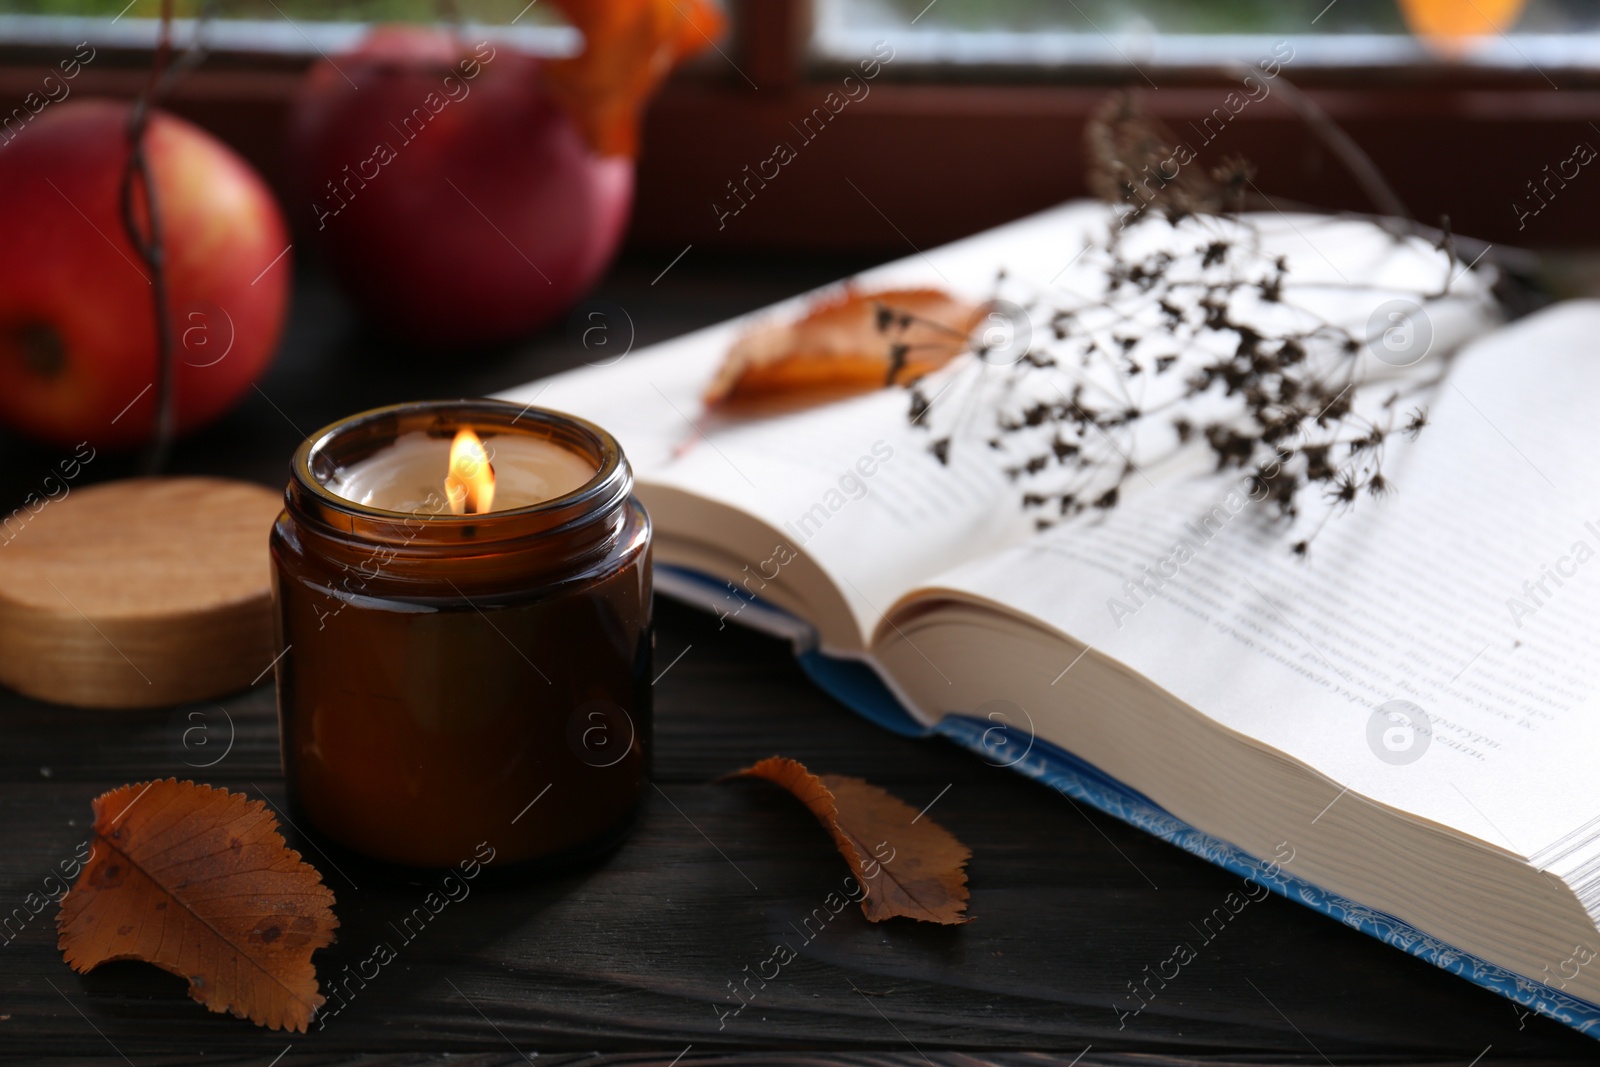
[445,428,495,515]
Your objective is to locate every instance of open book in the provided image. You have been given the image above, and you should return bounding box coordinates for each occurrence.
[499,201,1600,1036]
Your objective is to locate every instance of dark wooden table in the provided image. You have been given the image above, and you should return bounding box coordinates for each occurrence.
[1,252,1594,1066]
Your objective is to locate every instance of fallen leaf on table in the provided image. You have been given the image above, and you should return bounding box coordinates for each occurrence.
[726,756,971,924]
[705,287,983,411]
[546,0,726,158]
[57,780,338,1032]
[1398,0,1527,52]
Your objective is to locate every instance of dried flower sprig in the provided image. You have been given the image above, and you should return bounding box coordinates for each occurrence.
[888,208,1489,554]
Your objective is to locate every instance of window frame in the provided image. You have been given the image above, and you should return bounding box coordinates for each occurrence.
[1,0,1596,251]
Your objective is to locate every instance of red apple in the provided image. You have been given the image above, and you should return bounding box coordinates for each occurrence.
[289,26,633,347]
[0,100,290,450]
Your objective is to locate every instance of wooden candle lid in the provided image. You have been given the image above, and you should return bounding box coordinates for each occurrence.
[0,477,284,709]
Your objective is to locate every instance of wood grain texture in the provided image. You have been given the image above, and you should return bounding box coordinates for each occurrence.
[2,601,1595,1062]
[0,258,1595,1063]
[0,477,281,708]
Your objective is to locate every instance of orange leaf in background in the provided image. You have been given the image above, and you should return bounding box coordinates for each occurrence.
[705,287,982,410]
[1397,0,1528,52]
[546,0,726,157]
[727,756,972,924]
[57,780,338,1032]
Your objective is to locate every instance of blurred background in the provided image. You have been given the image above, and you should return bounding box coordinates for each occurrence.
[0,0,1594,500]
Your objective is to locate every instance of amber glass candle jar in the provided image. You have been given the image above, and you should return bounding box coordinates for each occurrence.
[270,399,651,869]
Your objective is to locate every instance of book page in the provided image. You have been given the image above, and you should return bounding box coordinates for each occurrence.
[498,201,1498,649]
[915,301,1600,872]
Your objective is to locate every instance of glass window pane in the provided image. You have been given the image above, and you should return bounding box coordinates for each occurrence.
[0,1,573,58]
[814,0,1600,70]
[0,0,561,23]
[820,0,1591,35]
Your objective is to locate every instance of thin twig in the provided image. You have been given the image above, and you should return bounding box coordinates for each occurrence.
[121,0,213,473]
[1230,65,1410,223]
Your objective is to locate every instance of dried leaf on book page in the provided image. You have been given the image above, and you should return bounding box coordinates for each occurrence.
[57,779,338,1032]
[727,756,972,924]
[705,287,982,411]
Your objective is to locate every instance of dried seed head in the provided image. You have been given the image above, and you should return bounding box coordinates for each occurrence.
[901,199,1463,556]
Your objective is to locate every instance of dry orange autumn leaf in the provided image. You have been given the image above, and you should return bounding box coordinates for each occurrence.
[1398,0,1527,52]
[706,287,982,410]
[728,756,972,924]
[57,780,338,1032]
[546,0,726,158]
